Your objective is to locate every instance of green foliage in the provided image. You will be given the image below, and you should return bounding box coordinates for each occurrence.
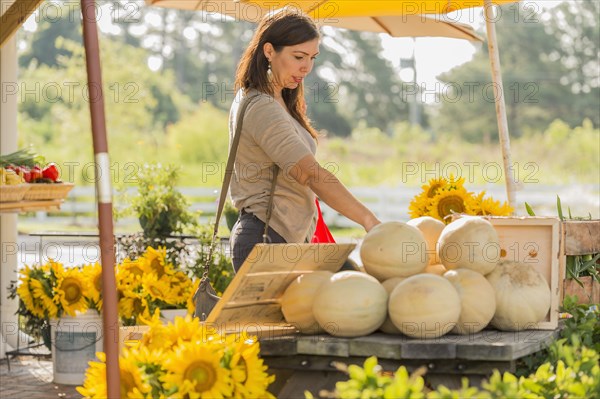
[185,226,234,296]
[17,36,189,184]
[433,3,599,142]
[117,163,198,239]
[560,296,600,353]
[308,303,600,399]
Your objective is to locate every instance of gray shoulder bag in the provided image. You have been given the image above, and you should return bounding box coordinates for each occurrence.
[193,93,279,320]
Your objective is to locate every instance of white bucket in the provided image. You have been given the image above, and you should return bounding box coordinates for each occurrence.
[50,310,103,385]
[160,308,188,324]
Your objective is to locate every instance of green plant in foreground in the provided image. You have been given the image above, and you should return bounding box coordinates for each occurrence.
[308,317,600,399]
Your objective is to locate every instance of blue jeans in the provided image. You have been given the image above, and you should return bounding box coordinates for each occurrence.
[230,210,286,272]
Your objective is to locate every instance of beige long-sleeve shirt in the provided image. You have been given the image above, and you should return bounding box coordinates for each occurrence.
[229,88,318,243]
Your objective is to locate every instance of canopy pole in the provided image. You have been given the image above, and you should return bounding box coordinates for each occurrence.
[483,0,517,210]
[80,0,120,397]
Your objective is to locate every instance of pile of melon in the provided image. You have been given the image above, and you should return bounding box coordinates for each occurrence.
[280,216,552,338]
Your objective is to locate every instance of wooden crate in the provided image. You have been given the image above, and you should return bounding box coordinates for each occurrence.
[484,216,561,330]
[205,243,356,338]
[561,220,600,304]
[118,325,150,353]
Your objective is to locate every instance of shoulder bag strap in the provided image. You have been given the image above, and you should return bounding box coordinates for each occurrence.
[205,93,280,274]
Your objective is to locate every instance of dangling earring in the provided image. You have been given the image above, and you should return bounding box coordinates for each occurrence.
[267,61,273,83]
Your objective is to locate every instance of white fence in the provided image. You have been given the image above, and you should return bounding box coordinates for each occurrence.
[21,184,600,229]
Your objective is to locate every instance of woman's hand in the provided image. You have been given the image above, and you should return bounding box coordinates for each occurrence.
[363,214,381,233]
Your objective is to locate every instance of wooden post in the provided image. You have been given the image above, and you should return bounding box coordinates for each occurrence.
[483,0,517,210]
[0,0,44,47]
[80,0,120,397]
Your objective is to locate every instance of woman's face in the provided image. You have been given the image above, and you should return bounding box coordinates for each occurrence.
[265,38,320,93]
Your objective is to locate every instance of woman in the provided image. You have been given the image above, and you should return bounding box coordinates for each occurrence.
[229,8,381,271]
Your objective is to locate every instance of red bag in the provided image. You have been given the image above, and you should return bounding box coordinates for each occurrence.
[311,198,336,243]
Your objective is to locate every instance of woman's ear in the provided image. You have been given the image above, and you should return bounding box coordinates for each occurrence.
[263,42,274,61]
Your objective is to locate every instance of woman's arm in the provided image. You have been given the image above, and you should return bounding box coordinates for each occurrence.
[290,154,381,232]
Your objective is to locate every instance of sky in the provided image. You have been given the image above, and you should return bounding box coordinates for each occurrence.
[379,1,564,91]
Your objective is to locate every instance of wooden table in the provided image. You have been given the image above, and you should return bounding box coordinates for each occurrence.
[259,328,561,397]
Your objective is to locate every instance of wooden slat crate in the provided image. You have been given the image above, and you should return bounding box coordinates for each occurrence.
[561,220,600,304]
[205,243,356,337]
[484,216,561,330]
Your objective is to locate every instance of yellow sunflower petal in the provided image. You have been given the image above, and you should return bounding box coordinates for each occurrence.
[163,341,233,398]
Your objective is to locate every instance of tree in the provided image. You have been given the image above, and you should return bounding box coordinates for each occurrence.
[19,3,80,68]
[432,2,599,142]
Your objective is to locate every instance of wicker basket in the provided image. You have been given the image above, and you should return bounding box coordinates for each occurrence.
[0,184,31,202]
[23,182,75,201]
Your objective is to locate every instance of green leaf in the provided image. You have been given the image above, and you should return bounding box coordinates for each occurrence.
[568,206,573,219]
[525,202,536,216]
[557,195,564,221]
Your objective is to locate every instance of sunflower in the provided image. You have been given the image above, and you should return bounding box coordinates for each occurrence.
[141,274,172,303]
[54,267,88,316]
[119,258,150,280]
[30,278,58,318]
[163,343,233,399]
[83,263,103,311]
[421,176,449,199]
[48,259,65,278]
[141,247,169,278]
[169,273,194,306]
[119,292,149,321]
[470,192,514,216]
[162,315,205,348]
[140,322,171,351]
[16,266,46,319]
[227,336,275,398]
[119,350,151,398]
[429,186,473,223]
[408,195,432,219]
[77,350,152,399]
[77,352,107,399]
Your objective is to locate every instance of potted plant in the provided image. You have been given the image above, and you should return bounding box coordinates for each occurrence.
[12,261,103,385]
[116,246,197,326]
[118,163,198,240]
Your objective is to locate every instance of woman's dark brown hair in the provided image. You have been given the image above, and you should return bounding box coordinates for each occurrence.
[235,8,320,139]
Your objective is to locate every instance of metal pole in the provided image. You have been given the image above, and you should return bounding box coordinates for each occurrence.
[483,0,517,209]
[80,1,120,397]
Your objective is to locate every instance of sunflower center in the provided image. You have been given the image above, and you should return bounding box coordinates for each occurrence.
[150,258,165,277]
[133,297,145,314]
[94,273,103,292]
[184,361,217,392]
[437,195,466,221]
[62,277,83,304]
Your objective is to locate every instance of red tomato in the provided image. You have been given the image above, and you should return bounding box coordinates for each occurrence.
[21,168,32,183]
[42,163,60,182]
[30,166,43,181]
